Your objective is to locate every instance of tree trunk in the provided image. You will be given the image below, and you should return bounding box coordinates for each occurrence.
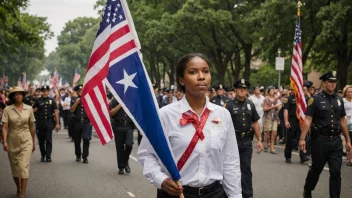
[243,43,252,81]
[233,49,242,82]
[337,58,348,90]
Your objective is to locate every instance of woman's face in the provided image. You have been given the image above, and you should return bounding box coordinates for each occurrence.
[346,88,352,99]
[14,92,23,102]
[178,57,211,97]
[268,89,275,96]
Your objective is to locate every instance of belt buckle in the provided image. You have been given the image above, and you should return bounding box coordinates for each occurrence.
[198,187,204,195]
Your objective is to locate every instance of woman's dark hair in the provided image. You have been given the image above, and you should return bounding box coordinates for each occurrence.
[176,53,211,92]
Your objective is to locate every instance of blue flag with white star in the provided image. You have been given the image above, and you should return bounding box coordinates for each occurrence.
[103,0,180,181]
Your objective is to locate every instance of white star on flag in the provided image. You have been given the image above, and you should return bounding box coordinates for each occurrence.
[116,69,138,93]
[119,15,123,20]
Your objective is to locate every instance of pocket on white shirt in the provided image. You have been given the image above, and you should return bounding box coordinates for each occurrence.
[210,129,224,149]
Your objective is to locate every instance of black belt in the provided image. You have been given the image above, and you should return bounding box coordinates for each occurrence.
[38,116,53,121]
[114,120,133,127]
[320,128,340,137]
[183,181,221,196]
[236,131,251,138]
[75,118,90,123]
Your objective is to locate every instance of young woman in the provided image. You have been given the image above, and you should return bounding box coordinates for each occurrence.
[263,86,281,154]
[2,86,36,198]
[343,85,352,166]
[138,53,242,198]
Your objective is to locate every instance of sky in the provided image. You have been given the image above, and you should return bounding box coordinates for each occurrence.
[27,0,98,55]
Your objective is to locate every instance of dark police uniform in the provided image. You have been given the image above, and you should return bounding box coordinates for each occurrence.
[210,84,231,106]
[225,79,260,198]
[283,95,309,163]
[71,85,92,163]
[33,85,57,162]
[303,71,347,198]
[23,94,36,107]
[110,98,134,174]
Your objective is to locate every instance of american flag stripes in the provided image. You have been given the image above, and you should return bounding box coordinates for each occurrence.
[290,17,306,123]
[18,72,28,90]
[73,67,81,85]
[81,0,181,181]
[51,69,59,91]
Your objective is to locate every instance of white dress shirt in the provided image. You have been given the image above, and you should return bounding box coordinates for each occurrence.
[138,96,242,198]
[61,96,71,111]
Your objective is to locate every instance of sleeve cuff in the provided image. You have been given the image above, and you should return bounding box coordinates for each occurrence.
[153,172,169,189]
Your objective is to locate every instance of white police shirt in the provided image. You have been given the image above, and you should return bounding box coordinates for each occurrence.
[138,96,242,198]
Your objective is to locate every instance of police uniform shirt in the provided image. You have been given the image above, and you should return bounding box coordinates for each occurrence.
[283,95,297,118]
[109,98,132,123]
[23,95,36,107]
[70,96,89,122]
[210,95,231,106]
[33,96,57,120]
[225,98,260,133]
[305,91,346,130]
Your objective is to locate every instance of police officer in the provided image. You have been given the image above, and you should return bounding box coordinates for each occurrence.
[299,71,351,198]
[70,85,92,164]
[210,84,231,106]
[33,85,60,162]
[224,79,264,198]
[283,87,310,164]
[109,98,134,174]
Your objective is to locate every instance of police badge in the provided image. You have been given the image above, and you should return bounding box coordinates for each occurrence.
[49,100,52,105]
[337,99,341,106]
[247,103,251,110]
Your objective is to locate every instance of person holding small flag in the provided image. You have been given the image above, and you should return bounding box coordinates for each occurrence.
[138,53,242,198]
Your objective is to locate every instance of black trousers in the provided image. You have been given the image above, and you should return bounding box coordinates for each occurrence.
[62,110,69,128]
[113,125,134,169]
[156,184,227,198]
[237,135,253,198]
[284,118,306,159]
[73,123,92,158]
[304,135,342,198]
[37,120,54,158]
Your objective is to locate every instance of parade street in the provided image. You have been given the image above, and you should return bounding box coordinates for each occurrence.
[1,128,351,198]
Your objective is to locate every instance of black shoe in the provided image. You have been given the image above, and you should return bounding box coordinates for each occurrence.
[118,169,124,175]
[125,165,131,173]
[286,158,292,164]
[41,157,45,162]
[83,158,88,164]
[76,157,81,162]
[300,156,310,164]
[303,189,312,198]
[46,158,52,162]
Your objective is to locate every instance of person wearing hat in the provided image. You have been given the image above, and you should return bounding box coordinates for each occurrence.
[33,85,60,162]
[225,86,236,100]
[283,86,310,164]
[210,84,231,106]
[2,86,36,198]
[70,85,92,164]
[299,71,351,198]
[224,79,263,198]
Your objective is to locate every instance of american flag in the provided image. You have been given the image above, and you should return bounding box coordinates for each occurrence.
[51,69,59,90]
[73,67,81,85]
[82,0,180,181]
[0,70,7,90]
[18,72,28,90]
[290,17,306,123]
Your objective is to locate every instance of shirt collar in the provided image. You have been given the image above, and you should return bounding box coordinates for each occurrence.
[180,95,215,114]
[10,103,29,110]
[322,90,336,98]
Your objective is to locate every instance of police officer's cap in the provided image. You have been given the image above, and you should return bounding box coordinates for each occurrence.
[319,71,337,82]
[225,86,235,92]
[215,84,224,91]
[233,79,250,89]
[303,81,313,88]
[41,85,50,91]
[73,85,83,91]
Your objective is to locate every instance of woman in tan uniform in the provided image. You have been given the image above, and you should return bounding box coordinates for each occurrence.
[2,86,36,198]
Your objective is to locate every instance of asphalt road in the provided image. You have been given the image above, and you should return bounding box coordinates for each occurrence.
[1,128,351,198]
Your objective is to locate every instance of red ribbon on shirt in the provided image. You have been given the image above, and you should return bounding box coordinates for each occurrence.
[177,108,210,171]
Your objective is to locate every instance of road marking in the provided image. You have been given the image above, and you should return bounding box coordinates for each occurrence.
[127,192,135,197]
[130,155,138,162]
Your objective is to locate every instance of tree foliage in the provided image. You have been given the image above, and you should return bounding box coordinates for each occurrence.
[0,1,53,85]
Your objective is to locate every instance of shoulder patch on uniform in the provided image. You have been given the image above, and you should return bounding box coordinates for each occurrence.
[308,97,314,106]
[284,98,288,103]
